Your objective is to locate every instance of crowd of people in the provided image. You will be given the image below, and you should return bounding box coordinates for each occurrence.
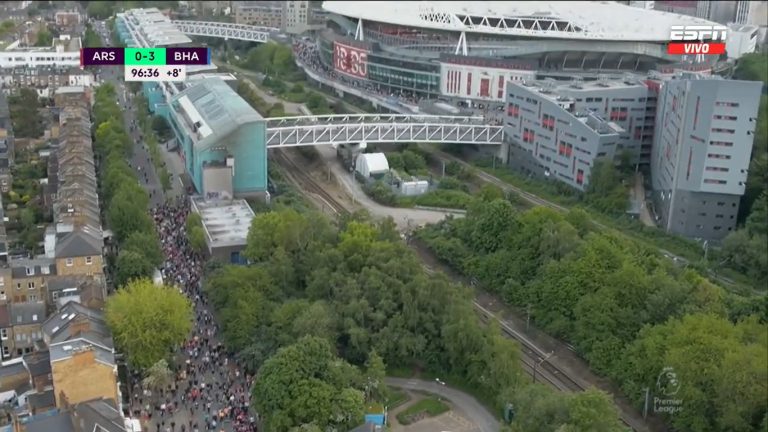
[292,40,504,126]
[126,199,259,432]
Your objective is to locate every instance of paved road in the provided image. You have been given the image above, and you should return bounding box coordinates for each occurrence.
[385,378,499,432]
[315,145,463,230]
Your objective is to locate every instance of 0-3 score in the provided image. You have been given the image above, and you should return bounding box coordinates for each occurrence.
[125,65,187,82]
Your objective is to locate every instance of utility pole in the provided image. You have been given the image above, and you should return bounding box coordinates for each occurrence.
[526,304,531,331]
[441,161,445,178]
[642,387,650,419]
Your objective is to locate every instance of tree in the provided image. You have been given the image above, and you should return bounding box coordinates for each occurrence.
[8,88,42,138]
[364,350,388,402]
[107,185,153,242]
[584,160,628,214]
[115,250,155,288]
[142,359,174,398]
[151,115,171,140]
[34,28,53,47]
[86,1,116,19]
[252,337,365,431]
[105,279,193,370]
[504,384,569,432]
[122,230,164,268]
[559,388,624,432]
[185,213,207,254]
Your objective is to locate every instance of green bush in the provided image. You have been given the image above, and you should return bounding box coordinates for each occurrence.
[412,189,473,210]
[364,181,398,206]
[437,177,469,192]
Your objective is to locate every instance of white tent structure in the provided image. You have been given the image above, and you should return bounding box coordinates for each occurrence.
[355,153,390,178]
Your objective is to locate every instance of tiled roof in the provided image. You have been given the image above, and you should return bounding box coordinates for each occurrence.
[71,398,126,432]
[23,349,51,377]
[25,410,75,432]
[54,229,103,258]
[10,302,46,326]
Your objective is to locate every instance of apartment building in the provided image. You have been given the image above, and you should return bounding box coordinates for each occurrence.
[47,276,105,310]
[47,88,106,303]
[42,301,118,408]
[10,259,56,306]
[0,66,94,98]
[234,0,317,34]
[283,0,310,34]
[234,1,283,28]
[24,397,128,432]
[505,79,627,191]
[0,304,10,359]
[9,302,46,357]
[650,73,762,240]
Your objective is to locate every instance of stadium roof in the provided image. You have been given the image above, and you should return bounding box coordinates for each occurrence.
[323,1,721,42]
[170,78,263,151]
[118,8,191,47]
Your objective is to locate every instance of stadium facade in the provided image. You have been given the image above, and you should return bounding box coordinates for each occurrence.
[316,1,721,101]
[303,1,762,240]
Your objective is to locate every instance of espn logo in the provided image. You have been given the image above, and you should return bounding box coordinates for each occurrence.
[668,25,727,55]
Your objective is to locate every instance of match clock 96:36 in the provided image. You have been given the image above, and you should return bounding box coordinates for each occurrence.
[124,65,187,82]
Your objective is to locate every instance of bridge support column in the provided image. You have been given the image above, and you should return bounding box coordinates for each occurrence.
[496,142,509,165]
[355,18,364,41]
[455,31,468,56]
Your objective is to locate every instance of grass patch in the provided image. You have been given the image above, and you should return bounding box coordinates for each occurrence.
[396,397,450,425]
[386,389,410,409]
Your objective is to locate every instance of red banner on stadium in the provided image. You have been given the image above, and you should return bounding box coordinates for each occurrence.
[333,42,369,79]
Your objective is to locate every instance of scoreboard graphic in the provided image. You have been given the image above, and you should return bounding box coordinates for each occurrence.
[81,47,211,82]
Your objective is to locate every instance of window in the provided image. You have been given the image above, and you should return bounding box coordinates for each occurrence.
[65,258,73,267]
[0,329,7,340]
[0,290,4,301]
[704,179,727,185]
[25,267,33,276]
[706,166,729,172]
[32,314,37,321]
[85,256,93,265]
[27,282,34,290]
[2,346,8,357]
[52,291,59,301]
[707,153,731,160]
[29,294,37,302]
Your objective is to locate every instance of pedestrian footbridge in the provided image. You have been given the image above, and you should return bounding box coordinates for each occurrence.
[264,114,504,148]
[171,21,276,43]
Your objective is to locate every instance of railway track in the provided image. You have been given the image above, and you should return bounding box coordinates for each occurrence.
[270,149,349,216]
[274,151,640,431]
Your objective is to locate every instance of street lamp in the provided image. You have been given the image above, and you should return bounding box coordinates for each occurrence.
[435,378,446,386]
[532,351,555,384]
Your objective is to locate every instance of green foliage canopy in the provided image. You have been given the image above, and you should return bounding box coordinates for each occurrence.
[106,279,193,369]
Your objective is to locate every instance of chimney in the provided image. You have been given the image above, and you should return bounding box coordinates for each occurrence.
[68,316,91,338]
